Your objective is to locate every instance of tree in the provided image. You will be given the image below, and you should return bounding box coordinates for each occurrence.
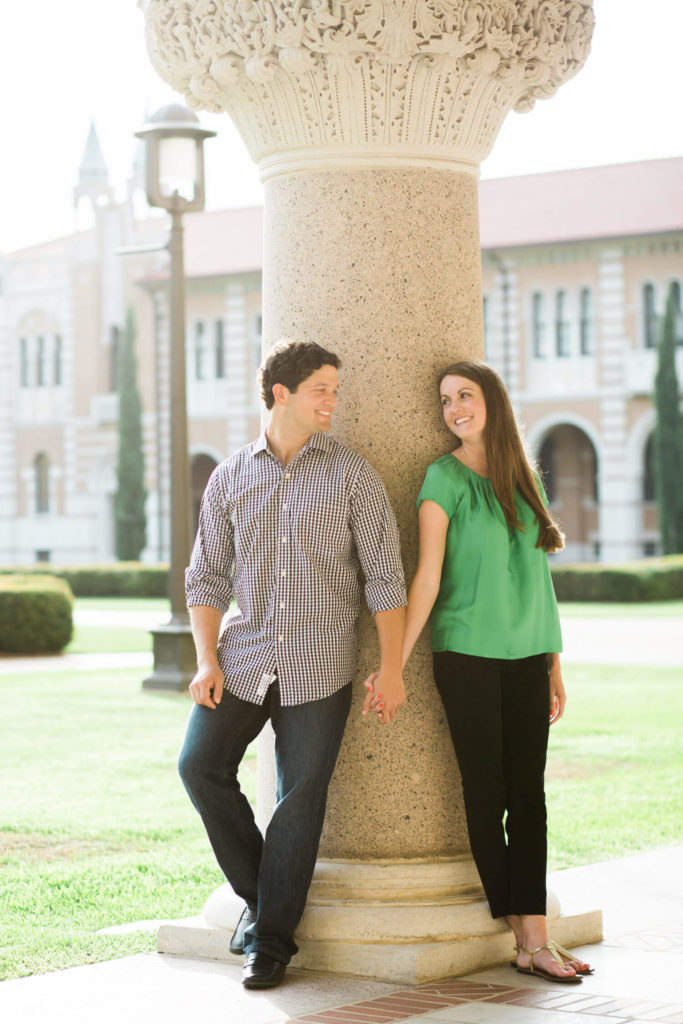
[653,283,683,554]
[115,306,147,560]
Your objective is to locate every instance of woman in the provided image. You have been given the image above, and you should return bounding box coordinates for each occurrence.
[367,360,592,983]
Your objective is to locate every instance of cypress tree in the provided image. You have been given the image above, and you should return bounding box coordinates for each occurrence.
[653,283,683,554]
[115,306,147,560]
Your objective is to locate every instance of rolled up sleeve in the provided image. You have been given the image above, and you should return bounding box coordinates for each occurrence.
[350,463,407,615]
[185,470,235,613]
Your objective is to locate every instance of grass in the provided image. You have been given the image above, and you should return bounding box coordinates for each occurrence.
[66,626,153,654]
[1,599,681,981]
[0,669,255,981]
[546,663,683,868]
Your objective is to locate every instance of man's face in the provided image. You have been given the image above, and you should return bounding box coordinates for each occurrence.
[283,364,339,434]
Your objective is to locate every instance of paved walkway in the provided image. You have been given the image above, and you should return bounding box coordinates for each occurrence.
[1,846,682,1024]
[0,612,680,675]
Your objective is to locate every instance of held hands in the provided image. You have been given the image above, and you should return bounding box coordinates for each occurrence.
[361,670,406,725]
[189,661,225,709]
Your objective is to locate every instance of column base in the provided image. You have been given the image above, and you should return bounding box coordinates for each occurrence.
[142,623,196,692]
[156,857,603,984]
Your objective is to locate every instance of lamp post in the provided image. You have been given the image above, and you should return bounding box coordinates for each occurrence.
[136,104,216,691]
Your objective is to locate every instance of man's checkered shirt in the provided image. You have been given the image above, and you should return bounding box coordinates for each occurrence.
[185,431,407,706]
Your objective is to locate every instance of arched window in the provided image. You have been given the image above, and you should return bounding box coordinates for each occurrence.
[54,334,63,386]
[579,288,594,355]
[643,283,658,348]
[20,338,29,387]
[36,336,46,386]
[555,290,570,356]
[35,453,49,514]
[538,436,555,503]
[643,434,656,502]
[215,320,225,379]
[531,292,545,359]
[195,321,206,380]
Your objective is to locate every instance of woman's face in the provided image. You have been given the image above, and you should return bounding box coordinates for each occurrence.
[440,375,487,444]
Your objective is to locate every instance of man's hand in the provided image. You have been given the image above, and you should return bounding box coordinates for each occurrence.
[361,669,405,724]
[189,661,225,709]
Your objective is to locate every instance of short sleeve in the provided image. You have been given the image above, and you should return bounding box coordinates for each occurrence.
[416,461,460,519]
[533,471,549,508]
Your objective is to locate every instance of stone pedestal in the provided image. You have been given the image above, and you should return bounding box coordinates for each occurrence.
[141,0,599,981]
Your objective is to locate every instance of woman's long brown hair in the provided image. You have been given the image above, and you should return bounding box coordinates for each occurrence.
[439,360,565,553]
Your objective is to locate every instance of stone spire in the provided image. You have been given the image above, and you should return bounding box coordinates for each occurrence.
[74,122,113,209]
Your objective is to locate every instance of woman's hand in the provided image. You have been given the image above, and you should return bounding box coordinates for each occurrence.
[547,653,566,724]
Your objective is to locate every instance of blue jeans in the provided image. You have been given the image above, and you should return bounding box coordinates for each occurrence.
[178,680,352,963]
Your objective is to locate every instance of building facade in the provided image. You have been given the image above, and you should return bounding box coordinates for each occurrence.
[1,137,681,566]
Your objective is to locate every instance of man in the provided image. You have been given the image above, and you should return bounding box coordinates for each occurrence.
[179,339,406,989]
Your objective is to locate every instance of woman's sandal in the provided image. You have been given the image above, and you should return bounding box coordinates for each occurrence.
[514,942,583,984]
[511,939,594,977]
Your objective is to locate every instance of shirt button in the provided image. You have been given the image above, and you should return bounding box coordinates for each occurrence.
[283,504,288,511]
[285,472,291,479]
[282,537,287,544]
[281,570,286,577]
[280,601,285,609]
[278,635,284,642]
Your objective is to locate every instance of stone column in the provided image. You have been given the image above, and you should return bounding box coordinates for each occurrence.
[143,0,601,982]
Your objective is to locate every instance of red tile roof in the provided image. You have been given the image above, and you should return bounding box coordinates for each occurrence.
[478,156,683,249]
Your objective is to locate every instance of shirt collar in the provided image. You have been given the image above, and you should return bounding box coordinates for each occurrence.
[251,430,334,460]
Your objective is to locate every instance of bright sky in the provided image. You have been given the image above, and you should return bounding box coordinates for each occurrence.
[2,0,681,254]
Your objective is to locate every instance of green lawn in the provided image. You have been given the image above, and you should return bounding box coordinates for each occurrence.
[0,669,254,981]
[66,625,153,654]
[1,656,681,980]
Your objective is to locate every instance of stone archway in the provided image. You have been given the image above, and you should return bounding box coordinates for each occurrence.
[536,424,599,561]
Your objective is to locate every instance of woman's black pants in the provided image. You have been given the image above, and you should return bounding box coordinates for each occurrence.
[433,651,550,919]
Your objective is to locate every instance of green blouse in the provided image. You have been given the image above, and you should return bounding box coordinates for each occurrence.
[417,454,562,660]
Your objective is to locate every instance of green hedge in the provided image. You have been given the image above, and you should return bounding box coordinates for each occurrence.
[0,575,74,653]
[551,555,683,602]
[0,563,169,598]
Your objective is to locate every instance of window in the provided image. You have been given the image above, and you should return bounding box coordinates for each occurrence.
[531,292,545,358]
[195,321,206,380]
[671,281,683,346]
[253,314,263,399]
[35,550,51,563]
[643,283,658,348]
[54,334,63,385]
[36,336,46,386]
[643,541,657,557]
[110,325,120,392]
[643,434,656,502]
[34,453,49,514]
[482,294,490,360]
[579,288,594,355]
[555,290,570,356]
[215,320,225,378]
[20,337,29,387]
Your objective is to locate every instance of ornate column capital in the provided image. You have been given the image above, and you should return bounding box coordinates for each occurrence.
[140,0,594,176]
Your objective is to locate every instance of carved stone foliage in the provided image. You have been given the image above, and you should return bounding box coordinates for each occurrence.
[140,1,594,167]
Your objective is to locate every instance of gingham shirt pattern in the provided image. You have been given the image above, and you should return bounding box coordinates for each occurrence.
[185,431,407,706]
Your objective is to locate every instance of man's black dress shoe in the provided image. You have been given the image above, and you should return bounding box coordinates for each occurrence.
[242,951,287,989]
[229,906,256,956]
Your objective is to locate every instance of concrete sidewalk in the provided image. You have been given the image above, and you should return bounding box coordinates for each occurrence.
[1,846,682,1024]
